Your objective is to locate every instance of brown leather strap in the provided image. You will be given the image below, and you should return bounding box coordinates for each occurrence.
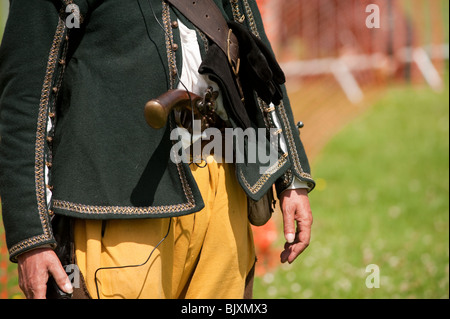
[165,0,239,68]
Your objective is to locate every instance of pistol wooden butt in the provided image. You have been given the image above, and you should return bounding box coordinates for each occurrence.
[144,89,201,129]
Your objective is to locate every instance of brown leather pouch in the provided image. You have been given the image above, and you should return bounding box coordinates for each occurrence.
[247,187,276,226]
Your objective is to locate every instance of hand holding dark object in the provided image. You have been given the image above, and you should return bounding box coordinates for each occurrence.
[17,247,73,299]
[228,21,286,106]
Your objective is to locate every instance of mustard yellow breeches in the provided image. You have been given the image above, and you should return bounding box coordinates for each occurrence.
[74,157,255,299]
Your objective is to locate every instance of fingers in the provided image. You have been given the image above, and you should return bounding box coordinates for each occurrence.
[19,274,48,299]
[18,248,50,299]
[281,208,302,264]
[281,212,313,263]
[280,230,311,264]
[17,247,72,299]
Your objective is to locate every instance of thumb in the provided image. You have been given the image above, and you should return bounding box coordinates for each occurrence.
[48,258,73,294]
[282,203,296,244]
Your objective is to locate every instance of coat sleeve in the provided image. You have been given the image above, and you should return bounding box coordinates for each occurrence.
[224,0,316,195]
[0,0,87,262]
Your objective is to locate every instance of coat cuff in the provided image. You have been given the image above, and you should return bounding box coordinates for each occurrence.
[9,236,56,263]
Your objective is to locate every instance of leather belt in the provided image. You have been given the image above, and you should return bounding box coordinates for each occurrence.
[165,0,240,70]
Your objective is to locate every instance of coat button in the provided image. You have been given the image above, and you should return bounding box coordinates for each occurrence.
[172,43,179,51]
[171,20,179,28]
[297,121,304,129]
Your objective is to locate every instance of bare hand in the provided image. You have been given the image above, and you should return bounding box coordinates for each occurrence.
[17,247,73,299]
[279,188,313,264]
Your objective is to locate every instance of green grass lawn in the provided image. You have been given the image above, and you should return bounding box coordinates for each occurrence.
[254,82,449,299]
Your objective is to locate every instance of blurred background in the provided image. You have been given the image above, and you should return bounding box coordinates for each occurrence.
[0,0,448,299]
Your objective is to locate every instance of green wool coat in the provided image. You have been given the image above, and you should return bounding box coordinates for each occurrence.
[0,0,314,261]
